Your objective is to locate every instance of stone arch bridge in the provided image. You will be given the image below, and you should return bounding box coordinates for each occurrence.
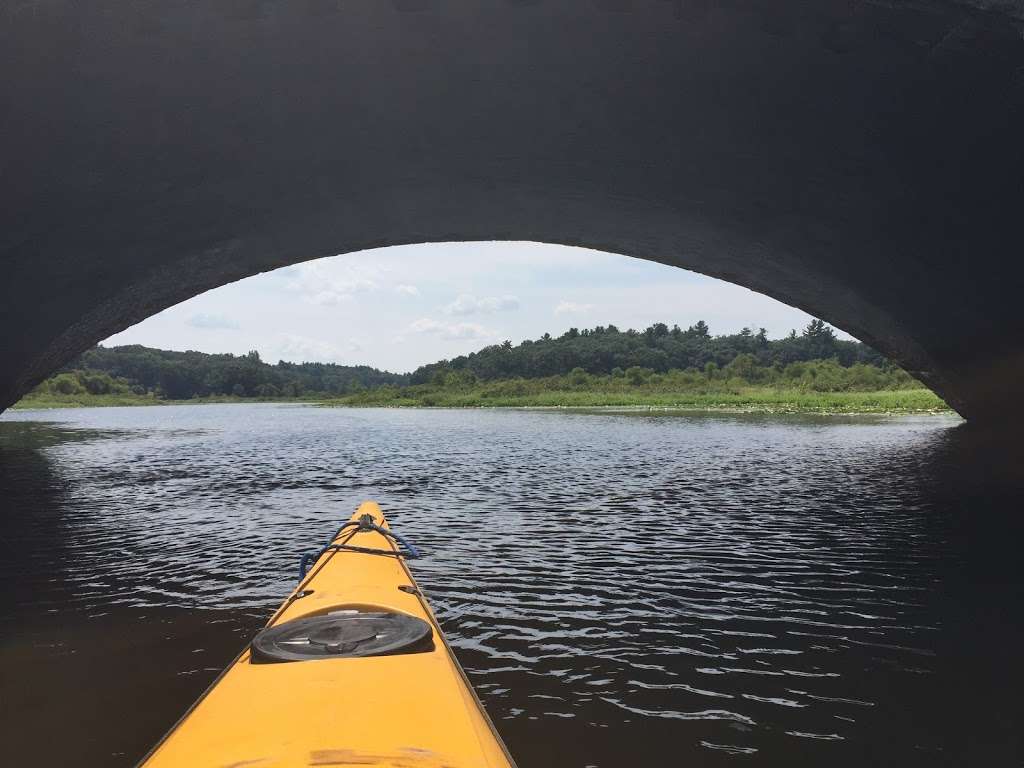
[3,0,1023,419]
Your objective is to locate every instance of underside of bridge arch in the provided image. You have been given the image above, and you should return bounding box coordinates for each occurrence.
[2,0,1023,419]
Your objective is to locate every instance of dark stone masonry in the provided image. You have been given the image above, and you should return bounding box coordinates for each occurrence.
[3,0,1023,418]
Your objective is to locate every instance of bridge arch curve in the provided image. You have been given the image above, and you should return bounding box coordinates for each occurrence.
[3,0,1023,418]
[7,226,952,412]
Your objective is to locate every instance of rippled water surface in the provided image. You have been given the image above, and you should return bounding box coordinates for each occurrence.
[1,405,1022,766]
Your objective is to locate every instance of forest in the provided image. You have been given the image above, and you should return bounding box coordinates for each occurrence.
[409,320,885,384]
[21,320,944,412]
[34,345,404,399]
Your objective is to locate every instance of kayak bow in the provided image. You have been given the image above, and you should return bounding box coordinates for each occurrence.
[139,501,516,768]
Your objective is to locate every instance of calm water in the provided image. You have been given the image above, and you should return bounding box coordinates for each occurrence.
[0,405,1021,766]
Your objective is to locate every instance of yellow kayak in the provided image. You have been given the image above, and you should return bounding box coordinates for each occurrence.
[139,501,516,768]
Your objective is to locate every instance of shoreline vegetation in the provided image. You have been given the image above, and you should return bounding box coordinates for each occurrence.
[322,385,948,414]
[12,320,953,415]
[12,387,948,415]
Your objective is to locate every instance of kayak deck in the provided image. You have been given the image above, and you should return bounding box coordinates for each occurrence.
[140,501,515,768]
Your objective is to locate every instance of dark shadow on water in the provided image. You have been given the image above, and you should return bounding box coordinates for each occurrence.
[0,422,266,766]
[0,411,1021,766]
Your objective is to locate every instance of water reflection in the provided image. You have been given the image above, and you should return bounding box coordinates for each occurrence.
[0,406,1020,766]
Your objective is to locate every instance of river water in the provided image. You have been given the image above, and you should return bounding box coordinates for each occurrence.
[0,405,1021,766]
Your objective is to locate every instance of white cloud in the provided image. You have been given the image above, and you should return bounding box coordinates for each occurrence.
[285,261,378,306]
[554,300,594,316]
[444,293,520,315]
[100,242,849,373]
[395,284,420,296]
[408,318,494,341]
[269,333,358,364]
[186,312,239,330]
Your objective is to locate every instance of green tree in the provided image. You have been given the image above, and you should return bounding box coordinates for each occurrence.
[802,319,838,359]
[50,373,85,395]
[688,321,710,338]
[625,366,649,385]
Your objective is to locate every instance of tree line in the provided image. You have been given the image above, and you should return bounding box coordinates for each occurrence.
[39,345,406,399]
[410,319,889,384]
[32,319,910,401]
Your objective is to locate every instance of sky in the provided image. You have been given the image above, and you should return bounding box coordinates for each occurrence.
[104,242,846,373]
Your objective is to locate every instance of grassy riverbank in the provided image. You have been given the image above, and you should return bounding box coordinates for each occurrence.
[14,385,948,414]
[11,333,954,416]
[12,392,160,409]
[323,384,949,414]
[317,365,951,413]
[11,392,312,409]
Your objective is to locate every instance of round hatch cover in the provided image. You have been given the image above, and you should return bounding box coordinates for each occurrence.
[251,610,432,662]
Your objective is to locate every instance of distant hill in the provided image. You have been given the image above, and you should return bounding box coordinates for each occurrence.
[411,320,887,384]
[62,345,407,399]
[44,319,894,401]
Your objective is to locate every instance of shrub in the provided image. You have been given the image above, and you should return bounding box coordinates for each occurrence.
[50,373,85,395]
[625,366,650,385]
